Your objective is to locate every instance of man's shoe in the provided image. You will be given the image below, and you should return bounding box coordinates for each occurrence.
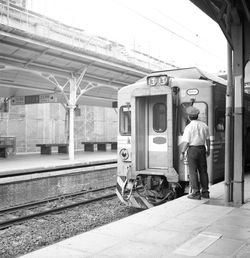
[201,192,210,199]
[187,192,201,200]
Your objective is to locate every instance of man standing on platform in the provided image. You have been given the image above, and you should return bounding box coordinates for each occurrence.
[180,106,210,200]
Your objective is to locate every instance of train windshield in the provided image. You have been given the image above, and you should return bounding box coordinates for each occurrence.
[180,102,208,134]
[119,105,131,135]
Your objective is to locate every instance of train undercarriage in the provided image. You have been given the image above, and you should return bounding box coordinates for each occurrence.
[117,174,183,209]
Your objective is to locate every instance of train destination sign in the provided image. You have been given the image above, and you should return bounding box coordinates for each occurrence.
[11,94,57,105]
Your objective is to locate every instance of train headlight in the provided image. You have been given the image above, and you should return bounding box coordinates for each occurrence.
[119,148,129,160]
[158,75,169,85]
[147,76,158,86]
[147,75,169,86]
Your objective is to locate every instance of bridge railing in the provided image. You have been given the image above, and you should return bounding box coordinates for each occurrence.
[0,1,176,71]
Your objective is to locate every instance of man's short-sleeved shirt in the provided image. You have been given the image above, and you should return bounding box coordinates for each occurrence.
[182,120,210,146]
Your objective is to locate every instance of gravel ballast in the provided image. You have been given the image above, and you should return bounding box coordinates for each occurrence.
[0,198,141,258]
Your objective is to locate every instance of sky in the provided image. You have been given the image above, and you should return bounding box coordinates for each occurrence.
[26,0,227,74]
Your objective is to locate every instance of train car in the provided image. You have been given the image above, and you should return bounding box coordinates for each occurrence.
[116,67,228,209]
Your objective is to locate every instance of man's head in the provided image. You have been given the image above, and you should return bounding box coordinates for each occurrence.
[186,106,200,120]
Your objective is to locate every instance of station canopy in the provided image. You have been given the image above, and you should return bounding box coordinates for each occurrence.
[190,0,250,52]
[0,2,175,107]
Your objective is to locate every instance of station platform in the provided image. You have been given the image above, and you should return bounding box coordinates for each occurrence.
[0,151,117,176]
[0,150,118,209]
[19,173,250,258]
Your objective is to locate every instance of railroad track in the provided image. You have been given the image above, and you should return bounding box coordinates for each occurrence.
[0,186,117,230]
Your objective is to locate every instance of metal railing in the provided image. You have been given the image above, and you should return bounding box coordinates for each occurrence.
[0,1,176,71]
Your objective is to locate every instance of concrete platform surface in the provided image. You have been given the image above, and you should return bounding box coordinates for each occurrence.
[19,173,250,258]
[0,151,117,176]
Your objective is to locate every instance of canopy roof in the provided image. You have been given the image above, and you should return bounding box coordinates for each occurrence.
[190,0,250,51]
[0,2,175,107]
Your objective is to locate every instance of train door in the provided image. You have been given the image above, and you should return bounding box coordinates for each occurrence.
[179,101,208,182]
[135,94,170,171]
[148,95,168,168]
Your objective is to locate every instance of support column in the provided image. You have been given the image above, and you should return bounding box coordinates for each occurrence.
[225,42,233,203]
[68,78,77,161]
[39,68,88,160]
[232,24,244,206]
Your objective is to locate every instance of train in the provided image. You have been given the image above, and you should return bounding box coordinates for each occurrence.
[116,67,250,209]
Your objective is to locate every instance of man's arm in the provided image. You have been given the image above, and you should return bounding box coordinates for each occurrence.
[206,138,210,156]
[206,126,210,157]
[180,142,189,161]
[180,125,190,161]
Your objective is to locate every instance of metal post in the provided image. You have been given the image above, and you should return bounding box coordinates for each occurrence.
[68,105,75,160]
[232,24,244,206]
[68,78,76,161]
[225,42,233,203]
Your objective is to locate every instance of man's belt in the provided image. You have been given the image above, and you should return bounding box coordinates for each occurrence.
[189,145,205,149]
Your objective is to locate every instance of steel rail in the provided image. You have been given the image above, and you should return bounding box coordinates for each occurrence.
[0,190,117,230]
[0,185,116,214]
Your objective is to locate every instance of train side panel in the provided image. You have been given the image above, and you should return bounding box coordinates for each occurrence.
[211,85,226,183]
[173,78,214,183]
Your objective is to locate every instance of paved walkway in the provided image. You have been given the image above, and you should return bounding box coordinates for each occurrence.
[19,173,250,258]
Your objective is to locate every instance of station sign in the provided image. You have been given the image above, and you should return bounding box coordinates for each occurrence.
[11,94,57,105]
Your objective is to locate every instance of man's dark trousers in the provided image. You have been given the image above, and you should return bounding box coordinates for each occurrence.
[187,145,209,193]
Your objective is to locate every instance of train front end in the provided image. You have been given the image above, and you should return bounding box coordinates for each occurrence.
[116,73,179,209]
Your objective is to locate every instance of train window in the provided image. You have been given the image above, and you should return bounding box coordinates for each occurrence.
[153,103,167,132]
[215,110,225,132]
[180,102,208,134]
[119,105,131,135]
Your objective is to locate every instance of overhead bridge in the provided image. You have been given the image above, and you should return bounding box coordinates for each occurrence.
[0,1,176,106]
[0,1,177,160]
